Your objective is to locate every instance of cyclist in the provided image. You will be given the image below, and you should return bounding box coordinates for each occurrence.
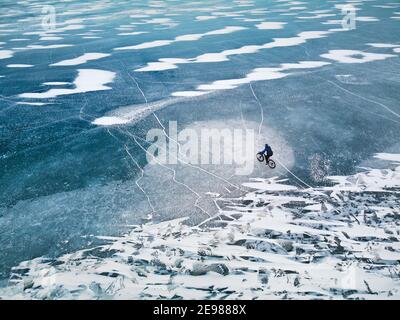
[259,144,273,164]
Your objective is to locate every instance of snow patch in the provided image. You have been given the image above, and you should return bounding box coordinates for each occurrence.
[321,50,396,63]
[7,64,33,68]
[19,69,115,99]
[256,21,287,29]
[0,50,13,59]
[50,53,110,66]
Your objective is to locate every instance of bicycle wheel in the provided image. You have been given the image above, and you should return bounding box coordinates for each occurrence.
[268,159,276,169]
[256,153,265,162]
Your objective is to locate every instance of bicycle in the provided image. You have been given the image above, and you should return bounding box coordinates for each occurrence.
[256,152,276,169]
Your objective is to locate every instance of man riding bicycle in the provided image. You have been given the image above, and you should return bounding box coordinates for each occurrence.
[259,144,273,164]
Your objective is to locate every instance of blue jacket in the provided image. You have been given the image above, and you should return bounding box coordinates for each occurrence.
[261,144,272,154]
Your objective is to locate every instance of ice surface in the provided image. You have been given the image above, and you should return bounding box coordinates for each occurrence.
[114,26,246,51]
[194,61,330,92]
[1,0,400,301]
[1,154,399,300]
[135,30,333,73]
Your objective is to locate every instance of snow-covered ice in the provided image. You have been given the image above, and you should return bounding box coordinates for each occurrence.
[1,154,399,300]
[19,69,115,99]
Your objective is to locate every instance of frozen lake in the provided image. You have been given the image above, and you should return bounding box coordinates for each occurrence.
[0,0,399,297]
